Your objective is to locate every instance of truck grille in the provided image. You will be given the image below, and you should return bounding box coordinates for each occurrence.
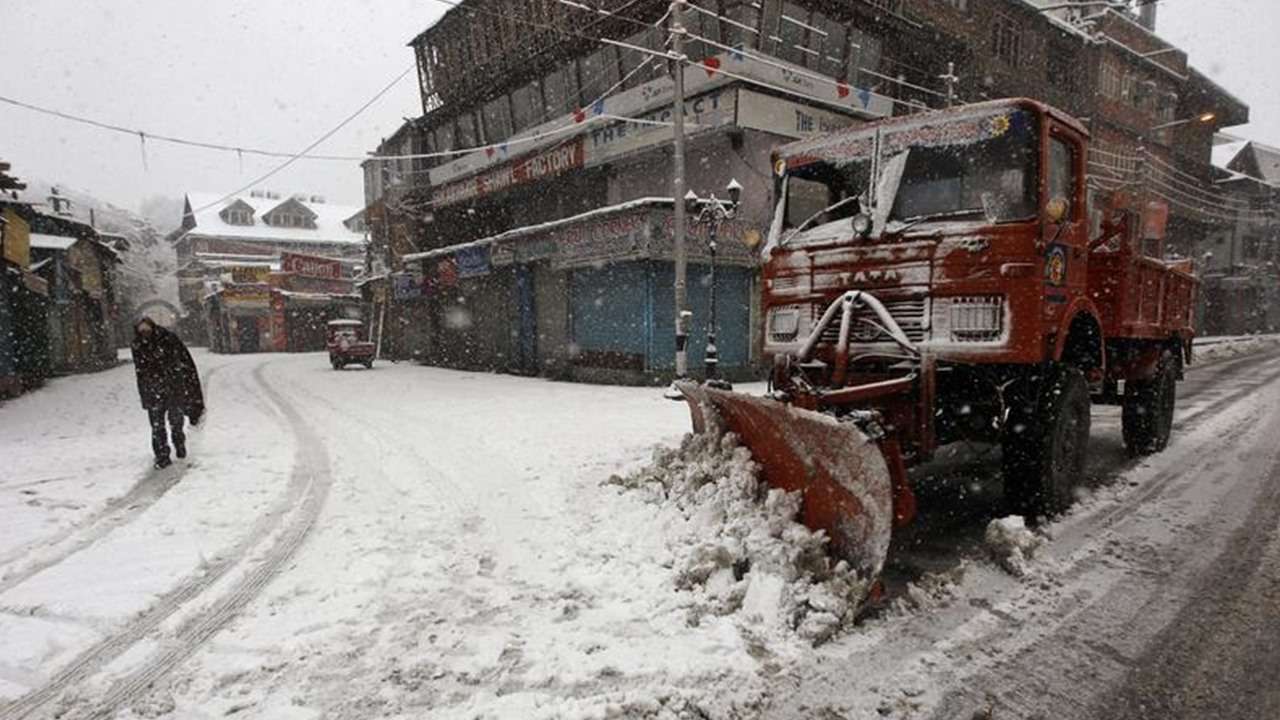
[818,297,929,345]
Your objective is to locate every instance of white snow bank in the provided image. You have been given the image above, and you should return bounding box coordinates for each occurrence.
[1194,334,1280,364]
[608,431,871,646]
[983,515,1042,577]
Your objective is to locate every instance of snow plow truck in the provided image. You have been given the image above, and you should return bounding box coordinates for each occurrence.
[677,98,1199,587]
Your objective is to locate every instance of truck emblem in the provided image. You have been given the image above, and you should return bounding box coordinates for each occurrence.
[1045,245,1067,286]
[851,269,900,284]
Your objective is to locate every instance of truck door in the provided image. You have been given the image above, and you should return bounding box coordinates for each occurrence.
[1043,126,1088,301]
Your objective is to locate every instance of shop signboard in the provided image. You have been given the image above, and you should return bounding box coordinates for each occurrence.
[552,211,652,270]
[735,88,860,140]
[581,89,736,167]
[281,252,343,280]
[392,271,426,300]
[433,139,586,207]
[652,215,760,266]
[428,50,893,189]
[221,287,271,309]
[490,237,558,267]
[230,265,272,283]
[455,245,491,278]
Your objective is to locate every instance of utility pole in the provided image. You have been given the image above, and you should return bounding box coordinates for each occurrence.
[670,0,690,384]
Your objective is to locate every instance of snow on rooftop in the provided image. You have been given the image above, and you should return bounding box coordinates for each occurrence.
[28,233,78,251]
[182,192,366,245]
[1212,140,1248,170]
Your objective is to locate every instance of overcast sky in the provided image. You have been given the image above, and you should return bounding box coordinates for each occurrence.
[1,0,1275,220]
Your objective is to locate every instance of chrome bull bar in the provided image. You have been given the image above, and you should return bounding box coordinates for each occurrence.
[795,291,921,388]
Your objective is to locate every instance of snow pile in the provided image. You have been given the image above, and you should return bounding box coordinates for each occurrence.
[608,431,871,645]
[1194,334,1280,364]
[983,515,1042,577]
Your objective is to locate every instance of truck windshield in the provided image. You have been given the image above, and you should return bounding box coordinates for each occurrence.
[889,123,1038,224]
[780,109,1040,239]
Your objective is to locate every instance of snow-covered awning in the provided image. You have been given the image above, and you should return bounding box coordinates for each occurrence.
[401,197,675,263]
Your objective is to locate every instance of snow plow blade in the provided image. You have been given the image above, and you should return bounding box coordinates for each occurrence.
[677,381,894,581]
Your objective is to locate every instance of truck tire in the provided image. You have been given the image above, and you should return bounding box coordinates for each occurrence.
[1002,366,1091,518]
[1122,351,1177,456]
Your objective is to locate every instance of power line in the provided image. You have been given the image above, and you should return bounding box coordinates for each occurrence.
[185,66,415,221]
[0,87,412,162]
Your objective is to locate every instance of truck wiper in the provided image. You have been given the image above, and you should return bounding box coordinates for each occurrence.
[884,208,987,235]
[782,195,863,245]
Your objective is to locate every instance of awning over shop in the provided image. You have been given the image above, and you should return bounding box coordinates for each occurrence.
[402,197,761,275]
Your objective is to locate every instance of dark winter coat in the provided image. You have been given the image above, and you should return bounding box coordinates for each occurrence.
[132,321,204,421]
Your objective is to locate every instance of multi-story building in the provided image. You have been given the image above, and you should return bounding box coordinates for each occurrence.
[2,183,122,383]
[913,1,1248,260]
[369,1,1253,380]
[172,191,368,352]
[1200,138,1280,334]
[380,0,957,382]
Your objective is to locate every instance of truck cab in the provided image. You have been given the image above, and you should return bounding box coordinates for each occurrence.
[750,97,1194,512]
[762,98,1095,372]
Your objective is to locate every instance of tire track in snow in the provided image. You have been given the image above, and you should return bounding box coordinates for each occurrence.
[0,364,227,593]
[922,364,1280,720]
[0,360,332,720]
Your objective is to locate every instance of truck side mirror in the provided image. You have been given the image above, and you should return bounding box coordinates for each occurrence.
[1046,197,1069,224]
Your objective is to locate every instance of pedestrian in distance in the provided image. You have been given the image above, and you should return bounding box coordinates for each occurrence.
[131,317,204,469]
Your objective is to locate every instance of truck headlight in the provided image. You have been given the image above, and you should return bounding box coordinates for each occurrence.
[937,296,1004,342]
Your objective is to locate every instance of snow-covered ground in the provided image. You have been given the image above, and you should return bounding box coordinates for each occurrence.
[1,338,1279,719]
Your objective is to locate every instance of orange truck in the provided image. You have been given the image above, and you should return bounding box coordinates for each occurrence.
[677,98,1199,585]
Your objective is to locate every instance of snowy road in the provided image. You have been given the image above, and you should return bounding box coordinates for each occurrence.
[0,344,1278,719]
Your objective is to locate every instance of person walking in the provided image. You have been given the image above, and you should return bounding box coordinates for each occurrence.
[131,317,204,468]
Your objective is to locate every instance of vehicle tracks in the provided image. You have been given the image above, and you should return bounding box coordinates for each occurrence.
[0,365,227,593]
[0,360,332,720]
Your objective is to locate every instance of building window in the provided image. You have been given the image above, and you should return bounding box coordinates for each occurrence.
[619,27,663,90]
[577,47,621,109]
[455,112,478,149]
[224,209,252,226]
[848,28,883,89]
[510,80,542,133]
[992,15,1021,66]
[481,94,513,143]
[434,122,456,154]
[721,0,762,50]
[820,15,847,79]
[542,64,576,116]
[1100,63,1121,99]
[775,3,814,66]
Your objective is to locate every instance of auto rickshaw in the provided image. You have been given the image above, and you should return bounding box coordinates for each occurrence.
[326,319,376,370]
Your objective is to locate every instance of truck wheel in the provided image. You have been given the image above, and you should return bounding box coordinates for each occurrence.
[1122,351,1177,456]
[1002,366,1091,518]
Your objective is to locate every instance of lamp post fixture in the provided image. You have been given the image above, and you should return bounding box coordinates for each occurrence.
[684,178,742,386]
[1148,112,1216,132]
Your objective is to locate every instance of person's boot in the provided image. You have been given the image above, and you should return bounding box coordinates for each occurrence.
[175,441,187,459]
[155,455,173,470]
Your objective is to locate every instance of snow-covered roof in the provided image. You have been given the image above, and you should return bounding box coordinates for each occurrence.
[1212,140,1248,170]
[181,192,366,245]
[29,233,79,251]
[1245,142,1280,185]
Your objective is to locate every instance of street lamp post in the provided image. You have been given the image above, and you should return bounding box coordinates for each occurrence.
[684,178,742,386]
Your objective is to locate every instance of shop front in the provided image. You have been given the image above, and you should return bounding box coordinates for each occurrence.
[406,199,760,384]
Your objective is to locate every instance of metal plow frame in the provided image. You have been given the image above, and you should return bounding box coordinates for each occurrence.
[677,290,923,583]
